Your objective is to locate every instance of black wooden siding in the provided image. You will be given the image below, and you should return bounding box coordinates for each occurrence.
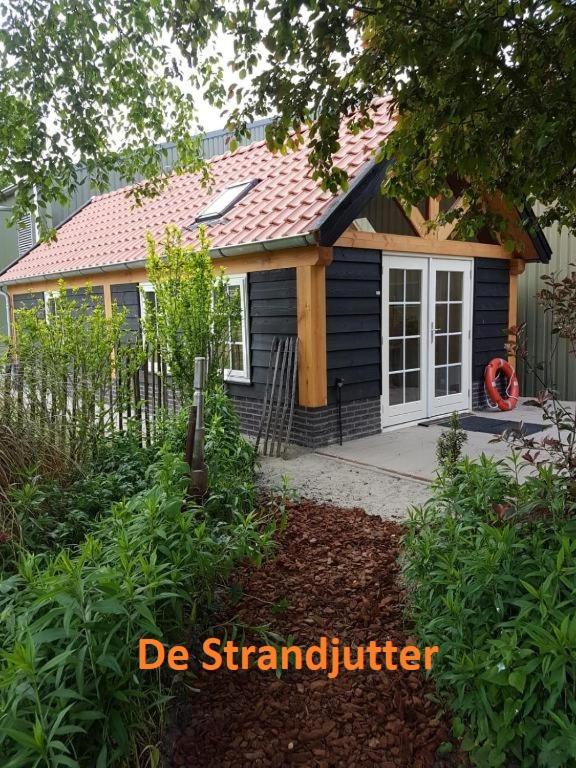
[326,247,381,404]
[13,291,44,315]
[13,286,104,318]
[472,258,510,381]
[111,283,141,335]
[227,268,297,400]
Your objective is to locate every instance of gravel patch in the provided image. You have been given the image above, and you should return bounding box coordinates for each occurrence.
[257,450,432,521]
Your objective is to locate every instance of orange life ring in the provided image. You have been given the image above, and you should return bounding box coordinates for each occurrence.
[484,358,519,411]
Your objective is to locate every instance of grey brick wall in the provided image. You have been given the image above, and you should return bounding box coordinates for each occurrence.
[229,392,381,449]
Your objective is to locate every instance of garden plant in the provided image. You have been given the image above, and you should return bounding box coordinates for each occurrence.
[0,254,271,767]
[404,274,576,767]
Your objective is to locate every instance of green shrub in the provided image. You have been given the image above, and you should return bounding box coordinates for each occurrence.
[4,285,143,462]
[436,411,467,474]
[404,455,576,767]
[1,432,157,567]
[155,387,257,517]
[0,449,274,767]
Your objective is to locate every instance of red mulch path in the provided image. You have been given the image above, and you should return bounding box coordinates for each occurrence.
[170,499,452,768]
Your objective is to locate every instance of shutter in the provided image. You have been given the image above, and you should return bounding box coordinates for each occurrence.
[17,212,35,255]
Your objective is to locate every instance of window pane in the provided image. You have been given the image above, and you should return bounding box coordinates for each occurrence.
[230,343,244,371]
[389,339,403,372]
[450,271,463,300]
[435,335,448,365]
[389,269,404,302]
[230,313,242,342]
[449,302,462,333]
[449,334,461,364]
[389,373,403,405]
[435,303,447,333]
[436,272,448,301]
[389,306,404,337]
[405,270,421,302]
[405,370,420,403]
[196,181,255,221]
[435,366,447,397]
[405,304,420,336]
[405,337,420,369]
[448,365,462,394]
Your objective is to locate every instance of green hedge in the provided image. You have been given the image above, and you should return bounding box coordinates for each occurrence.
[0,450,274,767]
[404,456,576,767]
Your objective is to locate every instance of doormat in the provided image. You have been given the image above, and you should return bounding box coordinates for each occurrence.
[433,415,545,436]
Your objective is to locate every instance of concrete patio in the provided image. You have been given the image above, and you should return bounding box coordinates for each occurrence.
[258,399,558,519]
[317,399,553,482]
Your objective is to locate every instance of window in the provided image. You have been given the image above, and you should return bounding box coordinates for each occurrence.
[139,283,157,325]
[224,275,250,384]
[195,179,259,223]
[44,290,59,321]
[139,283,160,369]
[139,278,250,383]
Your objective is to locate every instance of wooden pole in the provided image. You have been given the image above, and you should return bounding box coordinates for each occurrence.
[189,357,208,502]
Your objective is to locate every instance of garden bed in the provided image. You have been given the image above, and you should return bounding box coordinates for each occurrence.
[170,499,453,767]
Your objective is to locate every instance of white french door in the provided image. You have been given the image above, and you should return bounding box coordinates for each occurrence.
[382,255,472,427]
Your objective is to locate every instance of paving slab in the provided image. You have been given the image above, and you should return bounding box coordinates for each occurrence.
[318,400,555,482]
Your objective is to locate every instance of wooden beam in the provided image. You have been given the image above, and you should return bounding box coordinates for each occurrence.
[334,229,513,260]
[434,195,467,240]
[508,268,519,367]
[483,192,538,261]
[400,204,429,239]
[6,246,327,298]
[296,264,327,407]
[428,197,440,220]
[217,245,327,275]
[102,283,113,319]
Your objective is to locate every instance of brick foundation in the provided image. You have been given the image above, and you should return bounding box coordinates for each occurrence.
[230,394,382,449]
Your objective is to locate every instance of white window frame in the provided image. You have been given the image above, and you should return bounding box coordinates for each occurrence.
[139,282,155,330]
[139,282,161,373]
[44,290,60,322]
[224,275,251,385]
[139,277,251,384]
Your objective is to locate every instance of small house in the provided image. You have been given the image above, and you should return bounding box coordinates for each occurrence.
[0,102,551,447]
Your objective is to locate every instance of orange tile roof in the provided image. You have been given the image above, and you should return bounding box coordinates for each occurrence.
[1,101,395,284]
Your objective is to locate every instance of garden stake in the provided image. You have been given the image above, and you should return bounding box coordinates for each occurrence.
[262,338,283,455]
[283,341,298,458]
[190,357,208,502]
[270,335,290,455]
[256,335,279,453]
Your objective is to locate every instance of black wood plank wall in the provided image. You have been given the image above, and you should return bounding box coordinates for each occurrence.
[325,247,381,404]
[12,291,45,315]
[111,283,141,336]
[12,286,104,317]
[472,258,510,382]
[227,268,297,400]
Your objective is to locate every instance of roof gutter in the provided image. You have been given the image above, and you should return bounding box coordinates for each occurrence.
[0,231,319,287]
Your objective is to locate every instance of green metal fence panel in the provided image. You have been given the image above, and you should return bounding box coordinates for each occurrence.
[518,202,576,399]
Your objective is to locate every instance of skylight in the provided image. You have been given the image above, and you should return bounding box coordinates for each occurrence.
[195,179,259,223]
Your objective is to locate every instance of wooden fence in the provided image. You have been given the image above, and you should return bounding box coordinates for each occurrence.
[0,344,180,451]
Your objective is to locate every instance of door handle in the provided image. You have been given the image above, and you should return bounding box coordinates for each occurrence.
[430,321,435,344]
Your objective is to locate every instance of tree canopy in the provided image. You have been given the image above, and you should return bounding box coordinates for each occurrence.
[2,0,576,237]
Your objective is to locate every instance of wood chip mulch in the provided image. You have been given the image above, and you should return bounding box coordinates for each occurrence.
[170,499,453,768]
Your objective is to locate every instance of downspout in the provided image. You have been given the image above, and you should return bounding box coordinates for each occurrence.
[0,285,10,339]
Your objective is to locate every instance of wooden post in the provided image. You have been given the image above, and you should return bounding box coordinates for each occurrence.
[296,263,327,407]
[508,259,525,367]
[102,283,113,319]
[189,357,208,502]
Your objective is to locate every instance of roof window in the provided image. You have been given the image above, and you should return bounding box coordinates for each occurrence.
[195,179,259,223]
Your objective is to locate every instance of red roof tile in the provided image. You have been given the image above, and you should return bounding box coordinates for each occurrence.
[1,101,395,283]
